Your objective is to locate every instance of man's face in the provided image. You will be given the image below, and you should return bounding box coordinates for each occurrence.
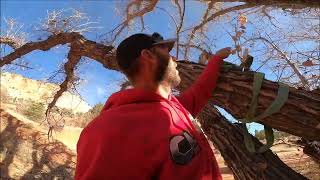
[150,45,181,87]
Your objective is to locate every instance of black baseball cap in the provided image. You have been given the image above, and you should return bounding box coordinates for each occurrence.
[116,32,176,70]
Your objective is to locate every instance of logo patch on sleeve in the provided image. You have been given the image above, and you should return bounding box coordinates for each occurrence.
[169,131,200,165]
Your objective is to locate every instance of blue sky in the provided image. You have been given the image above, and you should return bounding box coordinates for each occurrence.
[2,0,236,105]
[1,0,129,105]
[2,0,306,133]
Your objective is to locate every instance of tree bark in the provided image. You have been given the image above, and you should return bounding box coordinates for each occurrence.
[196,103,308,180]
[216,0,320,9]
[176,61,320,140]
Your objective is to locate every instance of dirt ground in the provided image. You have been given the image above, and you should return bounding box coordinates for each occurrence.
[213,144,320,180]
[1,104,319,179]
[0,109,76,179]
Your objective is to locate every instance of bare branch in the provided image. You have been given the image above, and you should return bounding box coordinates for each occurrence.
[172,0,186,59]
[212,0,320,9]
[36,9,102,35]
[244,35,311,89]
[260,6,281,28]
[0,32,117,120]
[0,32,116,69]
[10,62,33,70]
[178,43,208,55]
[105,0,159,43]
[45,43,81,117]
[0,32,81,66]
[198,0,215,34]
[184,3,256,59]
[0,18,27,49]
[0,37,20,50]
[75,36,116,70]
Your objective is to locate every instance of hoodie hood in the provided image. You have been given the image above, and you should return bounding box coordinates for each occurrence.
[103,88,170,111]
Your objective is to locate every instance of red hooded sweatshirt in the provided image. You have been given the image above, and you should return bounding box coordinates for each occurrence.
[75,56,223,180]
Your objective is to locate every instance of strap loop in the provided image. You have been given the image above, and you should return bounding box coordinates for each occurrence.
[242,73,289,153]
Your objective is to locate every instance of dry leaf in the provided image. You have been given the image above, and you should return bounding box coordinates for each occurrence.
[302,60,314,67]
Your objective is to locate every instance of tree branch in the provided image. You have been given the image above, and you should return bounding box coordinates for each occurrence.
[0,37,20,49]
[214,0,320,9]
[173,0,186,59]
[0,32,115,69]
[184,3,256,59]
[106,0,159,43]
[0,32,81,67]
[45,43,81,117]
[0,32,116,122]
[244,35,311,90]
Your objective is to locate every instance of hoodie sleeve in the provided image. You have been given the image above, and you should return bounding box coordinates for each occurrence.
[176,55,223,117]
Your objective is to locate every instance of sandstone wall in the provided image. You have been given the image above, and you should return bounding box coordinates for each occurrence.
[1,72,91,113]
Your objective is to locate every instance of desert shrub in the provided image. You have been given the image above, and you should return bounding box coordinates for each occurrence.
[255,129,291,140]
[57,107,74,117]
[274,131,291,139]
[88,103,104,116]
[23,101,45,122]
[77,103,104,127]
[61,103,104,128]
[254,129,265,140]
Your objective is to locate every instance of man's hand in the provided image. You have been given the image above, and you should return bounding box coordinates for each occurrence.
[215,47,232,59]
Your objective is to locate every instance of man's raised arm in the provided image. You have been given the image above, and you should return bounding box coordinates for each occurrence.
[176,48,232,117]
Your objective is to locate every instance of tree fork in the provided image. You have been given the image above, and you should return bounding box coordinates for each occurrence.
[176,61,320,140]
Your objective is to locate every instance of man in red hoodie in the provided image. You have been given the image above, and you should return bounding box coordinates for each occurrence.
[75,32,232,180]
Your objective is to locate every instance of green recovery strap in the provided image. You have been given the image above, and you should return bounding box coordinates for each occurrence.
[256,82,290,120]
[242,73,289,153]
[242,72,264,123]
[257,125,274,153]
[242,72,264,153]
[243,123,256,153]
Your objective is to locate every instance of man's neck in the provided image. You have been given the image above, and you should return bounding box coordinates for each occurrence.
[133,81,171,99]
[156,84,171,99]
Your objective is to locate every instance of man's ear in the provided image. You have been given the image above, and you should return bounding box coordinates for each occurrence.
[141,49,154,60]
[141,49,157,67]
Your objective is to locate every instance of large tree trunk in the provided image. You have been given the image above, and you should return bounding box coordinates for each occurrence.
[216,0,320,9]
[196,103,308,180]
[176,61,320,140]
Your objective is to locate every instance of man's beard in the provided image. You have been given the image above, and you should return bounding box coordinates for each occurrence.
[153,51,181,87]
